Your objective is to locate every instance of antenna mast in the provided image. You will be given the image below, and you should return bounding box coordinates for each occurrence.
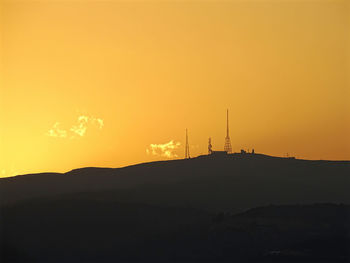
[224,109,232,153]
[208,137,213,154]
[185,128,190,159]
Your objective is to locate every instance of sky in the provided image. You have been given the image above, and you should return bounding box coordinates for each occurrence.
[0,0,349,178]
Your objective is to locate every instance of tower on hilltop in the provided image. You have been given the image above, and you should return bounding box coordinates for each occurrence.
[185,128,190,159]
[224,109,232,153]
[208,137,213,154]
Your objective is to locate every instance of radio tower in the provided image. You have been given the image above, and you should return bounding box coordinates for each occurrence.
[185,128,190,159]
[208,137,213,154]
[224,109,232,153]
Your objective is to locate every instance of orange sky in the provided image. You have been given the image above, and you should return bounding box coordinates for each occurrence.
[0,0,349,177]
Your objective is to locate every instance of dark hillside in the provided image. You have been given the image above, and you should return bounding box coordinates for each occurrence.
[1,199,349,262]
[1,154,349,212]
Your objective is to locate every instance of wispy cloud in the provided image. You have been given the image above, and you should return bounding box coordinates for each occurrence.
[47,115,104,139]
[70,115,104,137]
[146,140,181,158]
[47,122,67,138]
[93,118,104,129]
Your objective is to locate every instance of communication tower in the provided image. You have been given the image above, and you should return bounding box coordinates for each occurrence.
[208,137,213,154]
[224,109,232,153]
[185,128,190,159]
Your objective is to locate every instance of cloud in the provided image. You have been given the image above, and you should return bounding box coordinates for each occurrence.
[70,116,89,137]
[70,115,104,137]
[47,122,67,138]
[92,118,104,129]
[47,115,104,138]
[146,140,181,158]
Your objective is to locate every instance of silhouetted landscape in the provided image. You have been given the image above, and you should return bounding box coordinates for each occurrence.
[2,0,349,261]
[1,154,350,262]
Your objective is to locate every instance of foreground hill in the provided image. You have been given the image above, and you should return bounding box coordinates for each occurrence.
[1,153,349,212]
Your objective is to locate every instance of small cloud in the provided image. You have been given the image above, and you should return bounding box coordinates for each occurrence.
[70,116,88,137]
[70,115,104,137]
[47,122,67,138]
[47,115,104,139]
[92,117,104,129]
[147,140,181,158]
[78,115,89,122]
[97,119,104,129]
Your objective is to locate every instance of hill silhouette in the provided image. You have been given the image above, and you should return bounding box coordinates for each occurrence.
[1,153,349,212]
[1,153,350,262]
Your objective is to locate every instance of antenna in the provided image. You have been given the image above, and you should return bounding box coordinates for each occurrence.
[224,109,232,153]
[185,128,190,159]
[226,109,229,137]
[208,137,212,154]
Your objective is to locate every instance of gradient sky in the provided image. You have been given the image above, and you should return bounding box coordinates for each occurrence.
[0,0,349,177]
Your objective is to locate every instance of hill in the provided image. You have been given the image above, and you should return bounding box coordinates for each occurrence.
[1,154,350,262]
[1,153,349,212]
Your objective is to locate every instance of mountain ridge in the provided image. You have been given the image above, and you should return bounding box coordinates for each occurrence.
[4,153,350,180]
[1,153,349,211]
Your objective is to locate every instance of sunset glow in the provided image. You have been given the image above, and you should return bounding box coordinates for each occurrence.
[0,0,349,177]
